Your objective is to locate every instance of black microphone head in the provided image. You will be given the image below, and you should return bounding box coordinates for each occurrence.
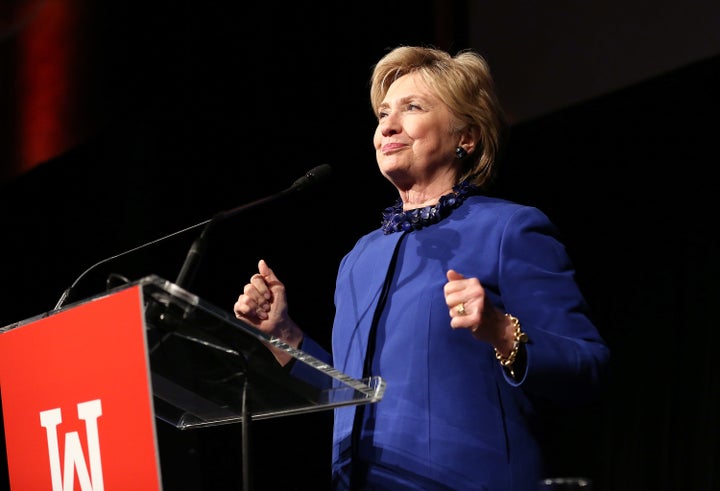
[290,164,333,192]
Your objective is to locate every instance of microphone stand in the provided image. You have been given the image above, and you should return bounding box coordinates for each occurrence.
[49,165,333,491]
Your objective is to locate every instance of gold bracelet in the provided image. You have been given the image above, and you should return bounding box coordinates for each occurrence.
[494,313,529,378]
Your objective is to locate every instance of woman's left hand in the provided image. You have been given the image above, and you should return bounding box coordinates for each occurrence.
[444,269,513,351]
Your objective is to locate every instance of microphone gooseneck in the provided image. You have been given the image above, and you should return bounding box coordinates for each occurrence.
[175,164,332,290]
[53,165,333,311]
[53,219,210,311]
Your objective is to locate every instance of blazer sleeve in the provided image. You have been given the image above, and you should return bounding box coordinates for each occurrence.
[498,205,611,404]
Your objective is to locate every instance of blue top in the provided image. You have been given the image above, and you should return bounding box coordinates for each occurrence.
[299,194,610,491]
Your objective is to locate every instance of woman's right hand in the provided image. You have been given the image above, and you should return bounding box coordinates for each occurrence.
[233,259,302,365]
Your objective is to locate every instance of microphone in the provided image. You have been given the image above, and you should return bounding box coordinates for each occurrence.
[288,163,333,193]
[53,164,333,310]
[210,164,332,222]
[175,164,332,290]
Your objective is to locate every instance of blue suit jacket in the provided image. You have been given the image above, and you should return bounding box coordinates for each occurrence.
[300,195,610,490]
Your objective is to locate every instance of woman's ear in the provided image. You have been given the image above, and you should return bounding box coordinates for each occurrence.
[458,126,482,155]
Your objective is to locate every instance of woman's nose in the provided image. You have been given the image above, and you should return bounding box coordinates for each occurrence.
[379,113,400,136]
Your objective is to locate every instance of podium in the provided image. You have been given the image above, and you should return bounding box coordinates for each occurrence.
[0,275,385,490]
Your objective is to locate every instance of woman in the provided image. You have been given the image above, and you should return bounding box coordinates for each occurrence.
[234,45,610,490]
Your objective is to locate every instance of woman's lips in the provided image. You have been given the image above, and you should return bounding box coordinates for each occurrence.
[381,142,406,153]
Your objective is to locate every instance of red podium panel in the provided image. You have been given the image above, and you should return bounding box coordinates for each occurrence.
[0,286,161,490]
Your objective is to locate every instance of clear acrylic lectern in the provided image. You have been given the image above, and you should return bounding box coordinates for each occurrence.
[0,275,384,490]
[139,275,385,429]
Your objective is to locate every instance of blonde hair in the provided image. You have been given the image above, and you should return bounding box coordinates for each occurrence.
[370,45,507,188]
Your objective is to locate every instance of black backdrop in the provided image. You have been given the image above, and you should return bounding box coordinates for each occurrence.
[1,2,718,490]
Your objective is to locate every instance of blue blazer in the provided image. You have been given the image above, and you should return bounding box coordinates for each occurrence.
[300,195,610,490]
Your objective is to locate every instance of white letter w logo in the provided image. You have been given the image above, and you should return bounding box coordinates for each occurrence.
[40,399,105,491]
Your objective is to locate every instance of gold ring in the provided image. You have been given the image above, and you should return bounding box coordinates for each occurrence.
[456,303,467,315]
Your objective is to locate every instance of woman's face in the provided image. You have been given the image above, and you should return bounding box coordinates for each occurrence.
[373,72,459,189]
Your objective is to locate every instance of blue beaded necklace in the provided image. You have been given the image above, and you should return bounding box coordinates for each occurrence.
[381,180,478,234]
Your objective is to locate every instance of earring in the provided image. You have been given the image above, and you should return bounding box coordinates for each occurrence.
[455,147,468,159]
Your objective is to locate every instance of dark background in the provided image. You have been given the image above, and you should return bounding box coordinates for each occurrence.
[1,1,719,490]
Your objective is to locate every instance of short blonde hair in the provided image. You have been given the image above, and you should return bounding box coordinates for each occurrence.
[370,46,507,187]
